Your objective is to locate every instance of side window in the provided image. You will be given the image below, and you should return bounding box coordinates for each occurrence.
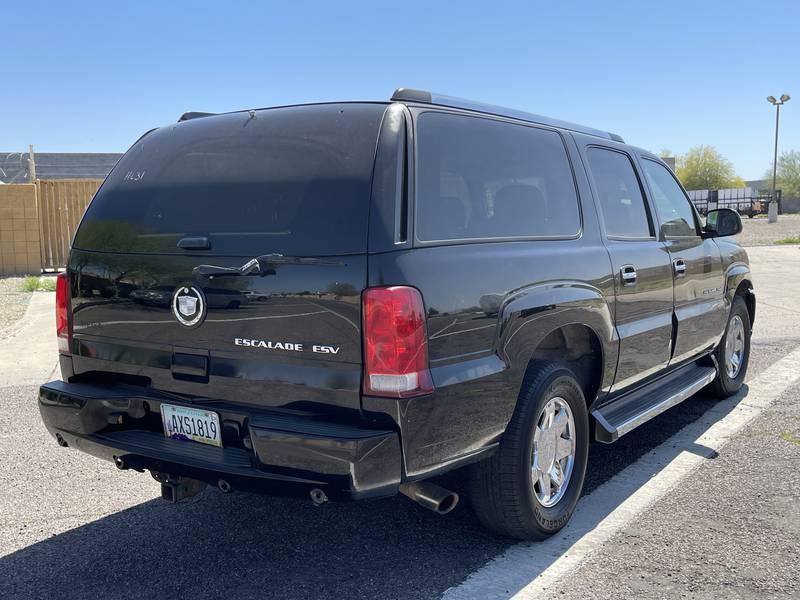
[585,148,653,239]
[415,112,581,242]
[641,159,698,238]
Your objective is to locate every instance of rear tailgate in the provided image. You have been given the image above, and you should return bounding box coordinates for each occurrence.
[69,251,364,412]
[66,103,387,413]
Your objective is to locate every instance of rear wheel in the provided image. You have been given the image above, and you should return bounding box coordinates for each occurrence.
[470,362,589,540]
[709,295,751,397]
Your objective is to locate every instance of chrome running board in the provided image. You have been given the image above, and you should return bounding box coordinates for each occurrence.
[592,363,717,443]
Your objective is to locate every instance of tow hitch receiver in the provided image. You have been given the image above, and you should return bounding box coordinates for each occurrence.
[152,472,207,503]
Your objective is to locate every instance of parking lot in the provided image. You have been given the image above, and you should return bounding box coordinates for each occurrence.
[732,213,800,247]
[1,242,799,600]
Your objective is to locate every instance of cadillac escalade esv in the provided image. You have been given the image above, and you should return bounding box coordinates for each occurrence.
[39,89,754,540]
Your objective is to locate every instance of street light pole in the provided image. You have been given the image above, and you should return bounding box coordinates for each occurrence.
[766,94,790,223]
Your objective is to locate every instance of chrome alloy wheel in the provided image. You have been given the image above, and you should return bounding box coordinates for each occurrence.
[531,397,576,507]
[724,314,746,379]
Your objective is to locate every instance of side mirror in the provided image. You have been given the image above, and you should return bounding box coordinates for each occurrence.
[704,208,742,238]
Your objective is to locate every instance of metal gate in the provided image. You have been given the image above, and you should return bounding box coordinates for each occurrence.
[687,187,779,217]
[36,179,102,269]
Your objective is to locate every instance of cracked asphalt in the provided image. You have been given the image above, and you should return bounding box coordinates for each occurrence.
[1,246,798,600]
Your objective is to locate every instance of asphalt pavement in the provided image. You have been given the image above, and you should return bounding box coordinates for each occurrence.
[1,246,798,600]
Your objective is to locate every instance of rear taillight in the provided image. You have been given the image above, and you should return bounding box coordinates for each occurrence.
[362,286,433,398]
[56,272,71,354]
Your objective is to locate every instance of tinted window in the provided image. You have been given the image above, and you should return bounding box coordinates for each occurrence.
[586,148,652,238]
[641,159,698,237]
[415,112,580,241]
[73,103,386,256]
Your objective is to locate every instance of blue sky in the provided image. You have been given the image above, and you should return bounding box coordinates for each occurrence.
[2,0,798,179]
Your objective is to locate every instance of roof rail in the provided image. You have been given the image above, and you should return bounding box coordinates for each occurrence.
[178,112,217,122]
[390,88,624,143]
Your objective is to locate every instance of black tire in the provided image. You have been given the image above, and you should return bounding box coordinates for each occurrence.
[469,362,589,540]
[709,295,751,397]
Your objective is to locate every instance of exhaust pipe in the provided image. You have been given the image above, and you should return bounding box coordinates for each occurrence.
[399,482,459,514]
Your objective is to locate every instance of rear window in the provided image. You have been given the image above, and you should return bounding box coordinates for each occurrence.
[73,103,386,256]
[415,111,580,242]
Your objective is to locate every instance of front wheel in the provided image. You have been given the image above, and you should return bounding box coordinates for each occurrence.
[469,362,589,540]
[709,295,751,397]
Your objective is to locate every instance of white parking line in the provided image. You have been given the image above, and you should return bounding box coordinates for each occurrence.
[443,346,800,600]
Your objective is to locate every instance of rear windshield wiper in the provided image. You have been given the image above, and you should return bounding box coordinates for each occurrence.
[193,254,342,278]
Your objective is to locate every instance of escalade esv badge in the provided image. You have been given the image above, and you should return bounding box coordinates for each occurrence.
[172,286,206,328]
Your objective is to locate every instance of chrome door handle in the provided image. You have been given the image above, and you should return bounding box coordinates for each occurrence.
[621,265,637,286]
[673,259,687,277]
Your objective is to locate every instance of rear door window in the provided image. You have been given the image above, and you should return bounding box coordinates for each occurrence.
[585,148,654,239]
[73,103,386,256]
[415,112,581,242]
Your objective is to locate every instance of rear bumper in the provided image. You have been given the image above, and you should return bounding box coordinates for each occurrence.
[38,381,401,500]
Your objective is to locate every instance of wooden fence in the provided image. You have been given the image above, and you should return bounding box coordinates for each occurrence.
[36,179,102,270]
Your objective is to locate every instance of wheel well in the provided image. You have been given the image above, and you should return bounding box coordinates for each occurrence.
[527,324,603,404]
[735,280,755,325]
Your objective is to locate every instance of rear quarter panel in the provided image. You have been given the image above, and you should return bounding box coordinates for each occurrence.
[367,238,616,477]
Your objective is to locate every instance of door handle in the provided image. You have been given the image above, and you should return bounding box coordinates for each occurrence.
[673,259,687,277]
[620,265,637,286]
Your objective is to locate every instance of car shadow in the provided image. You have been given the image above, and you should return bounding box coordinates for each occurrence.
[0,386,746,600]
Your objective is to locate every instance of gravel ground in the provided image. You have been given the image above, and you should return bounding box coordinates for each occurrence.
[0,276,32,334]
[734,213,800,247]
[546,353,800,600]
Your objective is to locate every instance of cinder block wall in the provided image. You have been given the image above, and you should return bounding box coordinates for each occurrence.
[0,184,42,276]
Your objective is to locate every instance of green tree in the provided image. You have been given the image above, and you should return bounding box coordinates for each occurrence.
[765,150,800,198]
[327,282,357,297]
[675,146,743,190]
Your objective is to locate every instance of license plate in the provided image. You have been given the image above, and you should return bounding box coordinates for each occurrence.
[161,403,222,447]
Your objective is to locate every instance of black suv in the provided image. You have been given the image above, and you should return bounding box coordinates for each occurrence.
[39,88,754,540]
